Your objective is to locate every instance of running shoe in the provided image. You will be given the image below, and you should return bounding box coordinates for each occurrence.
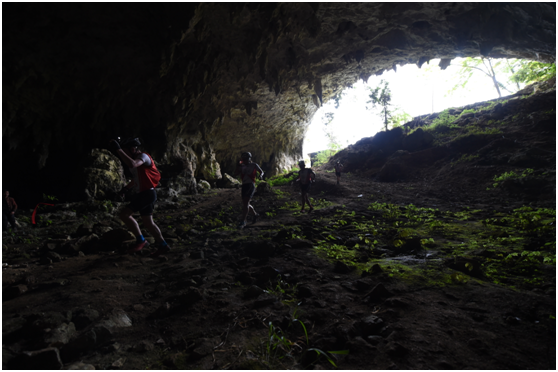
[238,220,247,229]
[128,240,149,253]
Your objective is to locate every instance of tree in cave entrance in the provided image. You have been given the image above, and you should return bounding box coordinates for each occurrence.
[446,58,556,98]
[367,79,393,131]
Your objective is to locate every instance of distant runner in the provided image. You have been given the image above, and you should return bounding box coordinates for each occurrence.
[296,160,316,213]
[334,161,344,185]
[3,190,18,232]
[109,137,170,257]
[235,152,264,229]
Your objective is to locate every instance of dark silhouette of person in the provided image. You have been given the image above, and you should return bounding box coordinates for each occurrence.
[110,137,170,257]
[3,190,18,231]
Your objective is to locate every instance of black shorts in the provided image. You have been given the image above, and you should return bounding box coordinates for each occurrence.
[335,172,341,177]
[241,183,256,199]
[300,183,311,193]
[127,189,157,216]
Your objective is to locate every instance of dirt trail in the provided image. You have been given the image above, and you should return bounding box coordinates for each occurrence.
[3,86,557,369]
[3,167,556,370]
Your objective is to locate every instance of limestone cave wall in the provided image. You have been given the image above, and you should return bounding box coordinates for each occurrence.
[2,3,555,206]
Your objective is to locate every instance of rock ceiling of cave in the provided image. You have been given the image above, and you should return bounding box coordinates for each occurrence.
[2,3,556,176]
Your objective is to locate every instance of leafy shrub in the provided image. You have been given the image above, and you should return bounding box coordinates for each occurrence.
[424,111,459,133]
[268,172,298,187]
[451,154,480,166]
[487,168,534,190]
[313,149,339,166]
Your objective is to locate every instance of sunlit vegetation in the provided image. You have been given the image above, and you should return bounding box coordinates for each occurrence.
[308,199,555,290]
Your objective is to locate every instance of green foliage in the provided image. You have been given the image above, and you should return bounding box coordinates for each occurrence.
[423,110,459,133]
[487,168,534,190]
[19,216,31,224]
[315,242,357,263]
[447,57,522,98]
[43,193,58,202]
[367,79,394,131]
[245,276,349,369]
[459,108,478,117]
[265,275,299,306]
[308,199,554,290]
[254,319,347,369]
[268,172,298,187]
[37,215,53,227]
[390,107,412,129]
[509,61,556,85]
[451,154,480,167]
[273,189,289,199]
[279,201,301,211]
[309,198,334,209]
[100,200,114,213]
[459,125,502,137]
[313,149,339,166]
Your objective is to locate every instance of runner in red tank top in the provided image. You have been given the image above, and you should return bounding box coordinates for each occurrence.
[110,137,170,257]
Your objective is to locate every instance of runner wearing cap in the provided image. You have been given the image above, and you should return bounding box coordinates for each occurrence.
[109,137,170,256]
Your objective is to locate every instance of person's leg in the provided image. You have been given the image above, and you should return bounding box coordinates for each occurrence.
[8,214,16,230]
[3,213,9,231]
[145,213,171,257]
[242,197,254,222]
[140,215,164,243]
[300,192,306,212]
[240,184,257,226]
[305,194,314,211]
[248,203,256,216]
[119,207,142,237]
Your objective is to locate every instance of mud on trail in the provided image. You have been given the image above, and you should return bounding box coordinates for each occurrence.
[2,86,557,369]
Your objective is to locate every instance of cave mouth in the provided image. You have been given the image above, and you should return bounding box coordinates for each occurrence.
[2,3,555,208]
[303,57,533,158]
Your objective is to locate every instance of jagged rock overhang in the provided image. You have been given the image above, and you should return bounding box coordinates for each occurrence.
[2,3,555,205]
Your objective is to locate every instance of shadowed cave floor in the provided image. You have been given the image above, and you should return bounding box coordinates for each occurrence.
[2,164,556,369]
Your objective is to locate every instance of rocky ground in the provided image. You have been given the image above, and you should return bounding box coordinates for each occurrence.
[2,84,556,370]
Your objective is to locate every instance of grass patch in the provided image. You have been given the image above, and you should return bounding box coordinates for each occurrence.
[308,202,555,290]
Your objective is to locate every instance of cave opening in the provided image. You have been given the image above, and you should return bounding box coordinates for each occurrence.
[303,57,536,158]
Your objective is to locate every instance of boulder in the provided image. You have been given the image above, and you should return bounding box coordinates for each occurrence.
[197,180,211,193]
[220,173,241,188]
[358,315,385,336]
[65,362,96,370]
[72,149,126,201]
[74,234,100,253]
[72,308,100,330]
[256,181,271,193]
[157,187,181,199]
[44,322,76,348]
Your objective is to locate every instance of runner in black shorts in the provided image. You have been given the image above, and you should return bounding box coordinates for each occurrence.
[127,188,157,216]
[235,152,264,229]
[334,161,344,185]
[110,137,170,256]
[296,160,316,213]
